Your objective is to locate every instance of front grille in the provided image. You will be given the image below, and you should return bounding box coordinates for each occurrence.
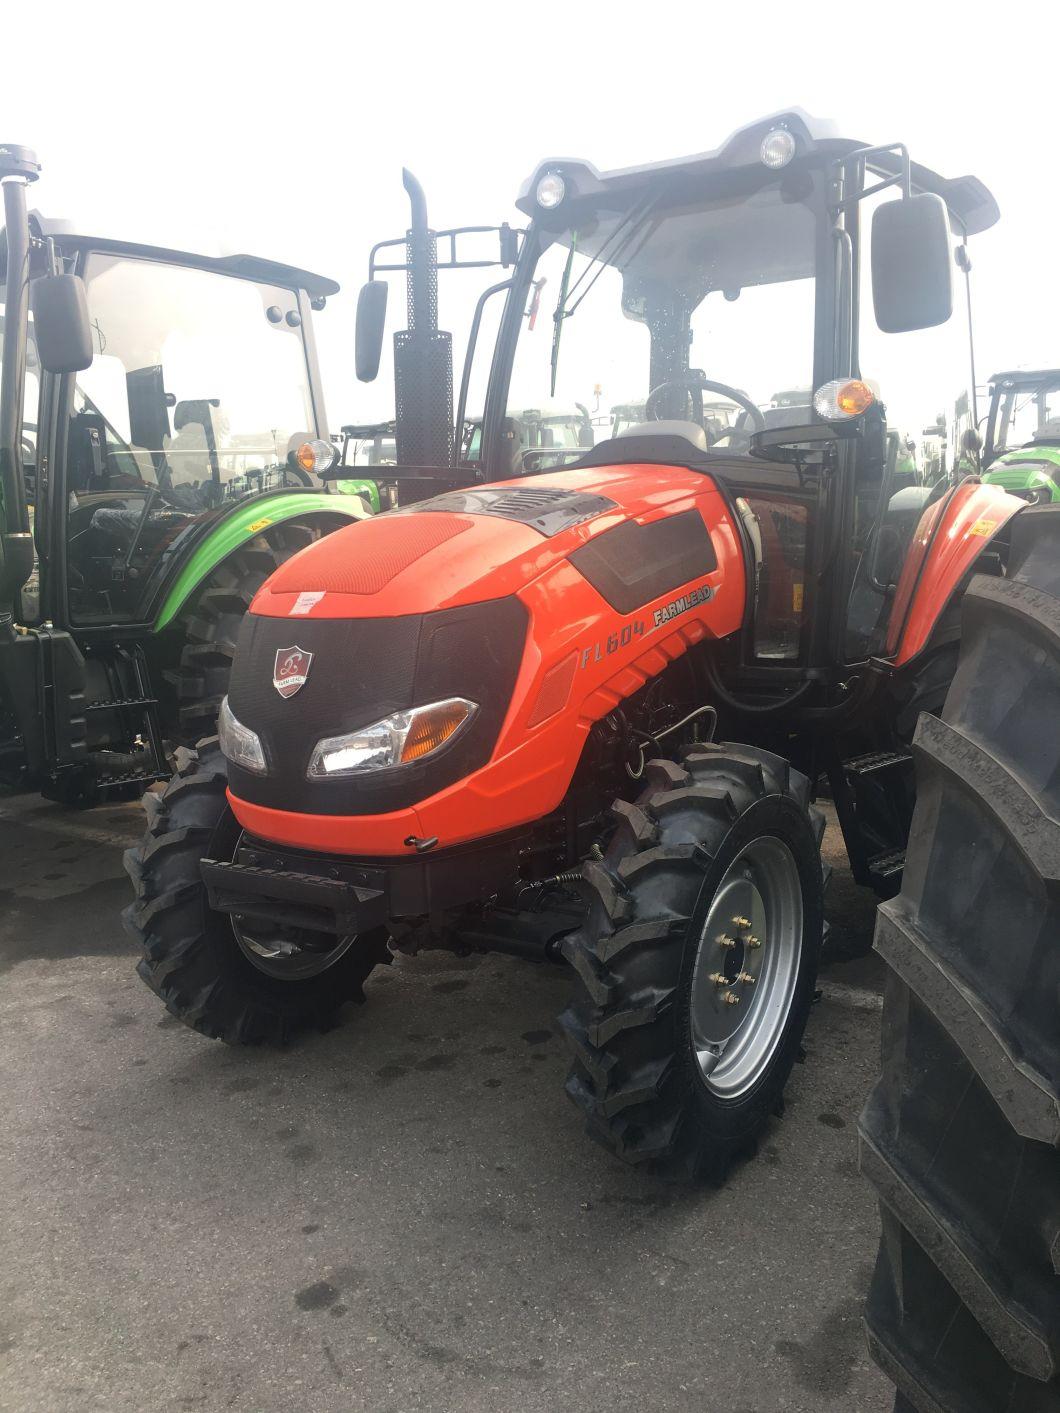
[224,595,528,817]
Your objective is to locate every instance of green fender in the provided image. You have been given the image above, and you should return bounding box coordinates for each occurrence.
[334,477,382,513]
[982,445,1060,504]
[153,490,369,632]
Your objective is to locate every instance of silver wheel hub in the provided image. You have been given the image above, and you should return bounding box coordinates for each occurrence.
[689,835,803,1098]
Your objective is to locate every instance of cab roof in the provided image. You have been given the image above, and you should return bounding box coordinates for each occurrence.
[518,108,999,237]
[989,368,1060,387]
[29,214,339,298]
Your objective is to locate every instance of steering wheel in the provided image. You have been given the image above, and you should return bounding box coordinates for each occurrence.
[645,375,765,450]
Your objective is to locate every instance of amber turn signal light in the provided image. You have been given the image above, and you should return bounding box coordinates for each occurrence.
[400,700,476,763]
[813,379,876,420]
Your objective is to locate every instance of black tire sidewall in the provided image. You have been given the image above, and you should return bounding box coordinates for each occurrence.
[673,793,823,1147]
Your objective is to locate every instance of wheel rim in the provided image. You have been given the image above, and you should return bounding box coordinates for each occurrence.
[228,833,360,981]
[688,835,803,1099]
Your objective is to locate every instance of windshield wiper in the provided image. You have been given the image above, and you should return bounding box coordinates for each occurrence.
[549,234,578,398]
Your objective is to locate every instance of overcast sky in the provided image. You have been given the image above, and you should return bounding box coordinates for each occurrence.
[12,0,1057,431]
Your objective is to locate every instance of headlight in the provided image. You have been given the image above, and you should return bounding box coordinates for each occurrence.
[760,127,796,169]
[218,696,267,775]
[535,172,566,209]
[306,698,477,779]
[813,378,875,420]
[293,438,338,476]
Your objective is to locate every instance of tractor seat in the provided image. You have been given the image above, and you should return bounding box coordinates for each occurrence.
[617,420,709,453]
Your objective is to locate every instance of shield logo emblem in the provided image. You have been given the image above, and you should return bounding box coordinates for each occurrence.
[273,645,313,699]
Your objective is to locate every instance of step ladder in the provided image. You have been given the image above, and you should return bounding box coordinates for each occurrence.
[827,747,915,893]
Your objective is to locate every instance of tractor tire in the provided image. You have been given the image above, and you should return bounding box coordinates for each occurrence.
[167,517,345,747]
[123,737,390,1044]
[860,504,1060,1411]
[558,743,824,1182]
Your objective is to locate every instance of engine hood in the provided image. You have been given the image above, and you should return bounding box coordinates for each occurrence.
[251,463,716,620]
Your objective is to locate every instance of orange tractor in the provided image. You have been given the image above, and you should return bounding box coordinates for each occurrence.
[126,111,1024,1181]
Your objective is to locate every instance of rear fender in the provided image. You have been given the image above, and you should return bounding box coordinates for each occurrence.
[153,491,370,632]
[887,480,1025,667]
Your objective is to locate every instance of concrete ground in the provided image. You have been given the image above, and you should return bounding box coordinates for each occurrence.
[0,792,893,1413]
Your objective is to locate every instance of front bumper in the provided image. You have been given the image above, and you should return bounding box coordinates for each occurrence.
[200,831,524,936]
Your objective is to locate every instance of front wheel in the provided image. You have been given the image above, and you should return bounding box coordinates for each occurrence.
[123,738,389,1043]
[559,744,824,1182]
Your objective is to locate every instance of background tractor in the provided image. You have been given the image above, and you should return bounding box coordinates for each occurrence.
[0,144,371,806]
[981,367,1060,504]
[127,111,1026,1181]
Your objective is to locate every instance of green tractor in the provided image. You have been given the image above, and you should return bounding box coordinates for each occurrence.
[980,367,1060,503]
[0,143,371,805]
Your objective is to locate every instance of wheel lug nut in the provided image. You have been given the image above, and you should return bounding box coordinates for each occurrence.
[745,935,761,948]
[716,934,736,948]
[723,991,740,1005]
[737,972,756,984]
[708,972,728,986]
[732,916,751,929]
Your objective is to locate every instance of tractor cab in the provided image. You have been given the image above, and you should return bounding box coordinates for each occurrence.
[0,147,370,802]
[25,222,338,627]
[981,368,1060,504]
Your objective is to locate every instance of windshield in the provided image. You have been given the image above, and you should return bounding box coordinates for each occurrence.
[65,254,319,624]
[499,172,819,475]
[994,379,1060,453]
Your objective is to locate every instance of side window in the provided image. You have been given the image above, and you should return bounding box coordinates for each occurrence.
[741,492,810,662]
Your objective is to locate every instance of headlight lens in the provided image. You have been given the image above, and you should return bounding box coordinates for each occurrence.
[760,127,796,169]
[813,378,876,420]
[218,696,267,775]
[306,698,477,779]
[535,172,566,209]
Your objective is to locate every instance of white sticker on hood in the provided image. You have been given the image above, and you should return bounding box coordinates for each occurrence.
[290,591,325,616]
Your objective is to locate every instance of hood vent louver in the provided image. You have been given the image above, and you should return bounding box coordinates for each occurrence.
[403,485,617,537]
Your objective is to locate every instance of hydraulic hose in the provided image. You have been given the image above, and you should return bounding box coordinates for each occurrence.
[702,655,818,717]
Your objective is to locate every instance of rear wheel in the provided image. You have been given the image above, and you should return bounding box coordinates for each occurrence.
[123,738,389,1043]
[860,505,1060,1409]
[559,743,824,1181]
[166,517,348,747]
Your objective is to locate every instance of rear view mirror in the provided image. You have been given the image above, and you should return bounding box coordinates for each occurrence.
[32,273,93,373]
[871,193,953,333]
[355,281,388,382]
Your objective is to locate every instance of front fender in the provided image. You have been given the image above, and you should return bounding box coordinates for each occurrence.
[887,479,1025,666]
[153,491,369,632]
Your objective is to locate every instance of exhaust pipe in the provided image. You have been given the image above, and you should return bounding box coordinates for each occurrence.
[393,169,453,471]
